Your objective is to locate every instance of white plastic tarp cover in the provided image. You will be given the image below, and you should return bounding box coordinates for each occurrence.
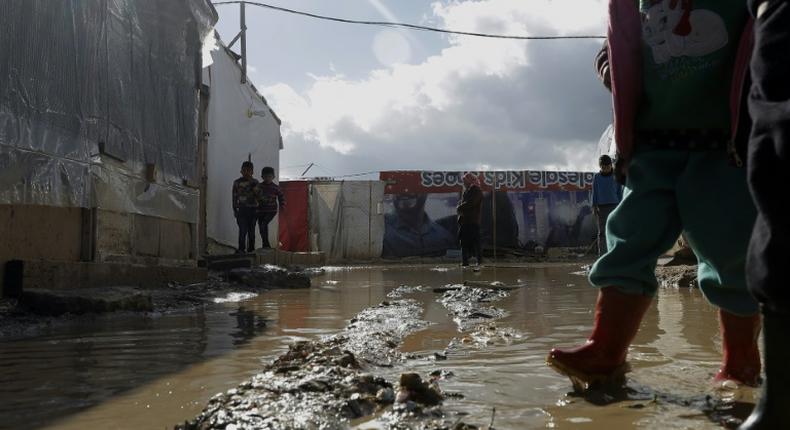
[0,0,216,218]
[310,182,385,261]
[203,42,282,249]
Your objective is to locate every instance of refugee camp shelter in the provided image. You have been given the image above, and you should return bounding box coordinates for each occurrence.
[279,180,386,262]
[201,37,283,254]
[0,1,217,289]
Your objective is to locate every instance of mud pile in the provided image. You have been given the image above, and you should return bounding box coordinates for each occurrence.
[176,300,434,429]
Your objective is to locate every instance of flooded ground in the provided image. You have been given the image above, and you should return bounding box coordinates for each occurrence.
[0,264,756,429]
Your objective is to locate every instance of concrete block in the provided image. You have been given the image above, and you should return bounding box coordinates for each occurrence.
[21,287,153,316]
[132,214,160,257]
[158,218,192,260]
[0,205,82,262]
[255,249,277,266]
[275,249,293,266]
[95,210,132,260]
[3,259,207,292]
[290,252,326,267]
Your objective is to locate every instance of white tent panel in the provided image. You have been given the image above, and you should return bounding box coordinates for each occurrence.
[310,181,385,261]
[203,44,282,250]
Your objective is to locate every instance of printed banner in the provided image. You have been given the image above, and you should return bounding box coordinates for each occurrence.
[380,171,596,259]
[381,170,595,194]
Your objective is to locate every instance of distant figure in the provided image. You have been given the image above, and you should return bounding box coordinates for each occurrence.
[255,166,285,249]
[232,161,259,253]
[591,155,622,255]
[382,193,455,259]
[457,173,484,266]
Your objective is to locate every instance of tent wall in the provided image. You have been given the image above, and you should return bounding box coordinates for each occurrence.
[0,0,215,216]
[309,181,385,261]
[278,182,310,252]
[202,43,282,251]
[0,0,216,265]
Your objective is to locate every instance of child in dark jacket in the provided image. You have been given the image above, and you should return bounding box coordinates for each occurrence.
[232,161,259,253]
[255,166,285,249]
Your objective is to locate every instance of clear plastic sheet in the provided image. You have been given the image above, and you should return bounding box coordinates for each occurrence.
[0,0,216,221]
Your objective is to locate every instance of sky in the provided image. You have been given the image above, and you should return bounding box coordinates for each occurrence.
[212,0,612,179]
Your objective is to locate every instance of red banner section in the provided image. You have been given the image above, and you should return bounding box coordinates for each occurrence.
[278,181,310,252]
[380,170,595,194]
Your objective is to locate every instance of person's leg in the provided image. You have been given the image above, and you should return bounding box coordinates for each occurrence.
[243,209,256,252]
[237,214,246,253]
[740,2,790,427]
[548,149,684,388]
[258,213,275,248]
[677,150,760,386]
[472,224,483,265]
[459,224,470,266]
[594,206,605,256]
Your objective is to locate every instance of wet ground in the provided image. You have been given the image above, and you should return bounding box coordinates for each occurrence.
[0,263,756,429]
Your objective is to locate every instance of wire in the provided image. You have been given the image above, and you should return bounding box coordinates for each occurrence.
[212,1,606,40]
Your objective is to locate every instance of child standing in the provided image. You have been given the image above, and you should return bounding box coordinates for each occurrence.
[591,155,623,255]
[255,166,285,249]
[548,0,761,390]
[232,161,259,253]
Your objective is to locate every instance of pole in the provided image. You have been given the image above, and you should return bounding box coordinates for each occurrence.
[492,186,497,263]
[240,2,248,84]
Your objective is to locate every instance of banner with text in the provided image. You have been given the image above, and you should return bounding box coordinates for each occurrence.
[379,171,596,259]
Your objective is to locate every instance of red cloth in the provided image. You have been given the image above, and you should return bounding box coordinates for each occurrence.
[278,181,309,252]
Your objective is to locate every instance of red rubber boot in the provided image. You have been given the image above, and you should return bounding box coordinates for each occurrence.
[546,287,653,389]
[714,310,762,387]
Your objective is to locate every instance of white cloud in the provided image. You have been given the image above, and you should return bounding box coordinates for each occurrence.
[261,0,611,177]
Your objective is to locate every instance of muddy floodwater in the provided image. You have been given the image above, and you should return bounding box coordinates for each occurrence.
[0,264,754,429]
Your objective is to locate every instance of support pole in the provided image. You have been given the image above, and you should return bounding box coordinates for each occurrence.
[240,1,248,84]
[492,187,497,263]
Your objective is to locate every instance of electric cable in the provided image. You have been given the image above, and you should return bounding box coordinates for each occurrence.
[212,1,606,40]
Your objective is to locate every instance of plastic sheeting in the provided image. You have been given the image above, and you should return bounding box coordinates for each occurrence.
[203,41,283,248]
[310,182,385,261]
[278,181,310,252]
[0,0,216,222]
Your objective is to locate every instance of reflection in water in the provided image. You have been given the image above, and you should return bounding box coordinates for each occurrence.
[0,264,747,429]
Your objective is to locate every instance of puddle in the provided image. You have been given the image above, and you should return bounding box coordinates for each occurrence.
[0,264,752,429]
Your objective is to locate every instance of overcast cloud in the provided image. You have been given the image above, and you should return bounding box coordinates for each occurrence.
[217,0,613,178]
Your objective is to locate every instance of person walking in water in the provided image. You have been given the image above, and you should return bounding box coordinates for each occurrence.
[739,0,790,427]
[232,161,259,253]
[591,155,622,255]
[457,173,483,267]
[548,0,761,391]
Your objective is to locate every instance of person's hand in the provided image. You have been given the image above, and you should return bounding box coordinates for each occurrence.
[233,207,239,218]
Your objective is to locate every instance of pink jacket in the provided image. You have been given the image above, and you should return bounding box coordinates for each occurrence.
[607,0,754,164]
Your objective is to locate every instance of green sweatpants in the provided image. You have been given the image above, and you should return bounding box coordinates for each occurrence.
[589,147,759,316]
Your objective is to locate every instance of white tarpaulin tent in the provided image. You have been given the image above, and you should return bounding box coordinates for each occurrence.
[202,39,282,251]
[310,181,386,261]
